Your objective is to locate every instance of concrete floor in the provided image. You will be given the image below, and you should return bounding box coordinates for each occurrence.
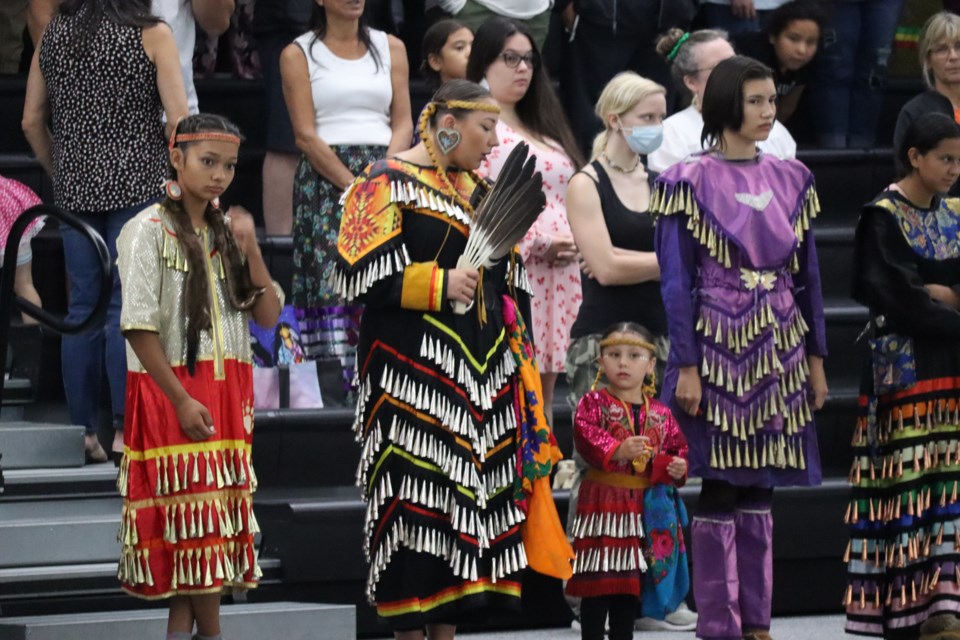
[456,615,848,640]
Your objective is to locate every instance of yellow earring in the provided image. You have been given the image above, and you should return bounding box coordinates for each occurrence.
[643,368,657,398]
[590,366,604,391]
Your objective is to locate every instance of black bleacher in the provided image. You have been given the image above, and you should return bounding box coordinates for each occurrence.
[0,68,926,633]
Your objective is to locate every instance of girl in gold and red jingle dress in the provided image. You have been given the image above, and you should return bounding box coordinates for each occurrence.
[115,114,282,640]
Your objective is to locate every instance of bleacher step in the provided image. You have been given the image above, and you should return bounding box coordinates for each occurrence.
[0,601,354,640]
[0,558,281,602]
[0,421,84,469]
[0,464,118,501]
[0,497,120,567]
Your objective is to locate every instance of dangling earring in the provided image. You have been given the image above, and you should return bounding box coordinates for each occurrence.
[643,368,657,398]
[165,179,182,201]
[590,366,604,391]
[436,128,461,155]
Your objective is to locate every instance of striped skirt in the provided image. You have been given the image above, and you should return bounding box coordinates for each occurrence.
[845,369,960,636]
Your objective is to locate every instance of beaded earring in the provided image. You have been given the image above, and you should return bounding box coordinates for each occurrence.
[165,179,182,201]
[436,127,461,154]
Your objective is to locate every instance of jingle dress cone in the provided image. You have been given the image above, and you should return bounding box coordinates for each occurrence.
[116,204,267,599]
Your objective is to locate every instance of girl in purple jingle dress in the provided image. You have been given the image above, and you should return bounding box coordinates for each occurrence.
[653,56,829,640]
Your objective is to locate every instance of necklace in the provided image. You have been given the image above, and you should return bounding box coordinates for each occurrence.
[712,146,762,163]
[601,151,640,174]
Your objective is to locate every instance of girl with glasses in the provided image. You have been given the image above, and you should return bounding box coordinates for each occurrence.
[467,16,585,428]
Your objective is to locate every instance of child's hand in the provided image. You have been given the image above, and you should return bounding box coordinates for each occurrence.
[227,206,259,257]
[176,397,215,441]
[667,456,687,480]
[614,435,650,462]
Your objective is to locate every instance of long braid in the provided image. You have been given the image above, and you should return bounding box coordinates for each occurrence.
[207,206,262,310]
[419,102,476,216]
[163,113,258,374]
[163,198,212,375]
[418,90,499,215]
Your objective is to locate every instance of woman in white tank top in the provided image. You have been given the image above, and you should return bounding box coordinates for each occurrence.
[280,0,411,404]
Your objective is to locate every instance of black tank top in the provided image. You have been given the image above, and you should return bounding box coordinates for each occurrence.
[569,160,667,338]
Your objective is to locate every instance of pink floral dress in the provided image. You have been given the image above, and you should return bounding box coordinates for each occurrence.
[482,121,580,373]
[0,176,45,266]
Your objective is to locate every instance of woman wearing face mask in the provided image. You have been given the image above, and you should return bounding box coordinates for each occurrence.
[564,71,699,633]
[648,28,796,173]
[566,72,668,404]
[467,16,585,427]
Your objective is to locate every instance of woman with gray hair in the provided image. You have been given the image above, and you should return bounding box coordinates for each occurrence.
[647,27,796,172]
[893,11,960,185]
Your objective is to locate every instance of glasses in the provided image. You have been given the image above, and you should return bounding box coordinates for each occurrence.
[499,51,537,69]
[931,42,960,57]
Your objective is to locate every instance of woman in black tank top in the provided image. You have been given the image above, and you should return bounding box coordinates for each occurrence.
[565,73,669,405]
[562,71,699,635]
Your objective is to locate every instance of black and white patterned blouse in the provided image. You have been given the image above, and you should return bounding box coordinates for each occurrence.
[39,12,167,213]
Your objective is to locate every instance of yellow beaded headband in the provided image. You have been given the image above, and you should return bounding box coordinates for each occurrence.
[416,99,499,216]
[599,337,657,352]
[439,99,501,113]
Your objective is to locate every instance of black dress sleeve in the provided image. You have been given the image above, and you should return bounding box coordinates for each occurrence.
[853,206,960,339]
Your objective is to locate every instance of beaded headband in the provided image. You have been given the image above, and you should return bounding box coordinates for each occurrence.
[599,337,657,352]
[169,131,242,152]
[438,99,501,114]
[416,99,499,216]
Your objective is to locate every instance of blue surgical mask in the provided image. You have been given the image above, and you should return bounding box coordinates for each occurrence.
[622,124,663,155]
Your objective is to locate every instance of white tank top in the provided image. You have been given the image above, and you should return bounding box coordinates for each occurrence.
[294,28,393,147]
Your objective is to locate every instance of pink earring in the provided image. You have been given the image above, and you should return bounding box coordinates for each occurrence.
[164,179,182,201]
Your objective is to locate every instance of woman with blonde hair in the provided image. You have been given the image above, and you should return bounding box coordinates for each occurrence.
[565,71,698,632]
[566,71,668,405]
[893,11,960,183]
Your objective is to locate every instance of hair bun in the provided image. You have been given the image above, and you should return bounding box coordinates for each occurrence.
[656,28,687,58]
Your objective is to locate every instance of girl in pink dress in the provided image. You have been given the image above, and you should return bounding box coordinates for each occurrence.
[469,16,585,423]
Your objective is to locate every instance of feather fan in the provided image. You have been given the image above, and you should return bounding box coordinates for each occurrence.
[453,142,546,315]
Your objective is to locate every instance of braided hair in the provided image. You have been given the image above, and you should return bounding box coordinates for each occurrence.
[163,114,261,374]
[416,79,497,211]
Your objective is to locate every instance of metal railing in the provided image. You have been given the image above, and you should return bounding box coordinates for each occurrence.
[0,204,111,400]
